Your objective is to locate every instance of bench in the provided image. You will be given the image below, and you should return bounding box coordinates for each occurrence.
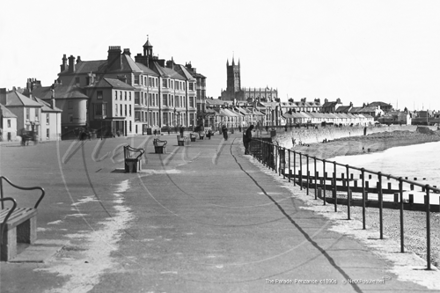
[153,138,167,154]
[0,176,45,261]
[124,145,145,173]
[177,135,185,146]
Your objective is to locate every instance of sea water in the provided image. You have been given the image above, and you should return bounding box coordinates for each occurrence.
[330,141,440,187]
[328,141,440,204]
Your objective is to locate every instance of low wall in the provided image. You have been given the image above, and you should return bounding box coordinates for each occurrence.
[274,125,437,149]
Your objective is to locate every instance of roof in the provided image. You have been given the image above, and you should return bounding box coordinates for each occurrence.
[322,101,339,108]
[29,96,62,112]
[336,105,352,112]
[4,91,42,107]
[367,101,392,108]
[175,65,196,81]
[0,104,17,118]
[161,66,186,80]
[91,78,135,90]
[31,85,88,100]
[135,62,159,76]
[59,60,106,75]
[206,99,230,106]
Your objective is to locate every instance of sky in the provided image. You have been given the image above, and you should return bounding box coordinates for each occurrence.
[1,0,439,111]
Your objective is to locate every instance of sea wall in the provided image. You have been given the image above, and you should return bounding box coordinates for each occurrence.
[274,125,437,149]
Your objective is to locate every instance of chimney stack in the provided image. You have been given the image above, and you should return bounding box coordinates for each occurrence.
[123,48,131,56]
[68,55,76,72]
[77,56,81,63]
[107,46,122,71]
[0,88,6,105]
[60,54,67,72]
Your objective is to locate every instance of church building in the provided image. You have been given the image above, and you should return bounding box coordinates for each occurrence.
[220,57,278,103]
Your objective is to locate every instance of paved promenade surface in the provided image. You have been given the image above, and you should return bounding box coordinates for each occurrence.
[1,132,439,293]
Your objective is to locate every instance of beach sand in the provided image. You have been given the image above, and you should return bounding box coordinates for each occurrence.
[290,128,440,267]
[293,129,440,160]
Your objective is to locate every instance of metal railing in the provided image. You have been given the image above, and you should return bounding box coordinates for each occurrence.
[250,139,440,270]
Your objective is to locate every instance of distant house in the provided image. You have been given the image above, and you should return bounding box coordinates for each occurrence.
[1,90,42,138]
[321,98,342,113]
[335,102,353,113]
[29,96,62,141]
[378,111,411,125]
[367,101,393,113]
[0,103,18,141]
[84,78,135,136]
[30,84,89,138]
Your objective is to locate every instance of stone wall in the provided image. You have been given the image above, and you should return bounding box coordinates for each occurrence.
[274,125,437,149]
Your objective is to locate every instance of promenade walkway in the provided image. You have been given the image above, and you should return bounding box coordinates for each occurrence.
[0,132,439,292]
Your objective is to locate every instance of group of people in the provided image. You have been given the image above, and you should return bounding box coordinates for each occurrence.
[220,124,254,155]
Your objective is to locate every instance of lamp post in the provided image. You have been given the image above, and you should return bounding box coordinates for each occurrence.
[101,114,106,140]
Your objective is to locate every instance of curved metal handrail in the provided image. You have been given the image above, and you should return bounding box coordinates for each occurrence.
[0,197,17,244]
[124,145,145,160]
[153,139,167,147]
[0,176,45,209]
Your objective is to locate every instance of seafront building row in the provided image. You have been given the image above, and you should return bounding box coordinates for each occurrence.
[1,35,437,142]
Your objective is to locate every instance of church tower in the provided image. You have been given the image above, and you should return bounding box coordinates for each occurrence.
[226,57,241,94]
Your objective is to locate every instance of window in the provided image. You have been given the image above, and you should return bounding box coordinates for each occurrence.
[125,92,127,101]
[189,97,194,107]
[189,83,194,91]
[7,119,11,128]
[46,114,49,124]
[125,105,127,116]
[134,75,139,84]
[35,109,39,120]
[129,105,132,117]
[26,108,30,120]
[163,94,168,106]
[97,91,103,100]
[46,129,50,139]
[75,77,80,84]
[120,105,123,116]
[135,92,140,104]
[69,114,74,122]
[129,92,131,101]
[115,104,118,116]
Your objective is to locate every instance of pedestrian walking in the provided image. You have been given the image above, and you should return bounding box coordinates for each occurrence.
[222,125,228,140]
[243,125,254,155]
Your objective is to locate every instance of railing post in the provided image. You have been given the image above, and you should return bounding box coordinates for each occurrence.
[346,165,350,220]
[323,160,326,204]
[306,154,310,195]
[314,157,318,200]
[399,177,404,253]
[361,168,366,229]
[0,178,3,210]
[425,186,431,270]
[333,161,337,208]
[293,151,296,186]
[288,149,291,183]
[299,153,303,190]
[378,172,383,240]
